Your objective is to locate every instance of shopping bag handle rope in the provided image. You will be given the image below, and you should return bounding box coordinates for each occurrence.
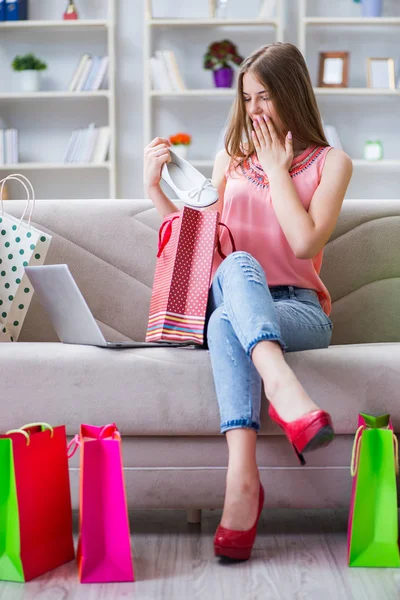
[67,434,81,459]
[351,424,399,477]
[0,174,36,230]
[5,429,30,445]
[99,423,121,440]
[217,222,236,260]
[350,425,364,477]
[67,424,121,459]
[20,422,54,438]
[157,216,180,258]
[394,434,399,476]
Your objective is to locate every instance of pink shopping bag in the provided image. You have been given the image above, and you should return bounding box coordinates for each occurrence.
[146,206,235,345]
[68,423,134,583]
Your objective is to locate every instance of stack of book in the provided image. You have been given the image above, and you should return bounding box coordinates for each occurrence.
[68,54,109,92]
[64,123,110,164]
[0,128,19,165]
[0,0,28,21]
[150,50,186,91]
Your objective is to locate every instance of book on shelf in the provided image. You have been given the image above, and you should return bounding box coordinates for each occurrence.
[151,50,186,91]
[4,0,27,21]
[68,54,110,92]
[0,128,18,164]
[64,124,110,164]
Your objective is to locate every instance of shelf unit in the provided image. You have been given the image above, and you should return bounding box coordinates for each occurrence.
[298,0,400,176]
[150,87,400,98]
[0,19,109,29]
[143,0,285,158]
[0,162,110,171]
[0,2,117,198]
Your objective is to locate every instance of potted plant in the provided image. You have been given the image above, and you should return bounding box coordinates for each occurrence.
[203,39,244,88]
[11,53,47,93]
[169,132,192,159]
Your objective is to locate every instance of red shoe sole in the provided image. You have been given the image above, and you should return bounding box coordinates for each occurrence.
[293,416,334,455]
[214,544,253,561]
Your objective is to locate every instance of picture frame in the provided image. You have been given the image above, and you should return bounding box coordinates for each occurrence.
[318,52,349,88]
[367,58,396,90]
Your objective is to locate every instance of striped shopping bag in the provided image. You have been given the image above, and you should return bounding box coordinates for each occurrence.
[146,206,234,345]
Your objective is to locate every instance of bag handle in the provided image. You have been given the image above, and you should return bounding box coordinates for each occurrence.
[99,422,121,440]
[67,423,121,459]
[5,422,54,446]
[350,424,399,477]
[19,422,54,437]
[157,215,180,258]
[0,173,36,230]
[157,215,236,260]
[217,222,236,260]
[5,429,30,445]
[67,433,81,459]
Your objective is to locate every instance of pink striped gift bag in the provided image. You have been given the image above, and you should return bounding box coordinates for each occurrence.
[146,206,235,345]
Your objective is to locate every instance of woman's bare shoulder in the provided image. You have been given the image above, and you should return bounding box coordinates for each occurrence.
[211,149,231,187]
[324,147,353,174]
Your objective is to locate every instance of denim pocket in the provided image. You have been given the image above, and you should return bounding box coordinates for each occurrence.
[293,290,333,329]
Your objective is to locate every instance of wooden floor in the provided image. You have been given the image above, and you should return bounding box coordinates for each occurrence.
[1,509,400,600]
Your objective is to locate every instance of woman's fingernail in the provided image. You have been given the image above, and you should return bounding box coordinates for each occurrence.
[264,115,269,121]
[288,131,292,139]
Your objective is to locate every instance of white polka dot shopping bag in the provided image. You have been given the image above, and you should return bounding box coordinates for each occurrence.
[146,206,235,345]
[0,174,52,343]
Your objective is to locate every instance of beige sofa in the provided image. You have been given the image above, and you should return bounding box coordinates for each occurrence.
[2,199,399,517]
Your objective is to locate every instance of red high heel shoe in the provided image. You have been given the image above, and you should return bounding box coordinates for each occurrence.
[214,483,265,561]
[268,403,334,466]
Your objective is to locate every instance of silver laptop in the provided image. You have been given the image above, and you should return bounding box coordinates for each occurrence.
[24,264,196,349]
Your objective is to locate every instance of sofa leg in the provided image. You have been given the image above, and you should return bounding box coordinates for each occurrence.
[186,509,202,524]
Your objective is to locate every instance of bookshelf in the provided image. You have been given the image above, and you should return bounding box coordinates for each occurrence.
[0,1,117,199]
[298,0,400,179]
[143,0,285,174]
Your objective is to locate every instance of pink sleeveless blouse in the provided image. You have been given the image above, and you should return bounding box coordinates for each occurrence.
[212,145,333,316]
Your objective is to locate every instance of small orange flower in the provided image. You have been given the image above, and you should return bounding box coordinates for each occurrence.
[169,132,192,146]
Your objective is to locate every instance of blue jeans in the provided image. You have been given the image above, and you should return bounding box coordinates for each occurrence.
[205,251,333,434]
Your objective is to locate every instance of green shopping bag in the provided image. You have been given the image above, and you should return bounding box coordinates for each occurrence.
[347,413,400,567]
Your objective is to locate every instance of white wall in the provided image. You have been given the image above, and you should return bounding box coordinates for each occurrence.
[1,0,399,199]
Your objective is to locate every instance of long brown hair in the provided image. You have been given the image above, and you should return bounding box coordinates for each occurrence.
[225,43,328,168]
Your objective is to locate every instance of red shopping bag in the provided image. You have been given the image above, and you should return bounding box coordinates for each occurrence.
[146,206,235,345]
[0,423,74,582]
[68,423,134,583]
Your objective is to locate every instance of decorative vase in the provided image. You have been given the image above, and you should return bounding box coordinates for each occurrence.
[213,67,234,88]
[361,0,382,17]
[172,145,189,159]
[18,70,40,93]
[63,2,79,20]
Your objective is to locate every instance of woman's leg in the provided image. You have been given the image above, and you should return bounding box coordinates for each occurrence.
[207,305,261,531]
[252,340,319,422]
[207,251,331,530]
[210,251,325,422]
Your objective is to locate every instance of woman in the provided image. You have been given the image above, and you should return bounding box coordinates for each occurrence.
[144,42,353,562]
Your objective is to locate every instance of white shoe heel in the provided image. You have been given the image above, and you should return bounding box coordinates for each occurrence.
[162,149,219,209]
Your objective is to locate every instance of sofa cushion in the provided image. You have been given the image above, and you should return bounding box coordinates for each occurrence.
[1,342,399,436]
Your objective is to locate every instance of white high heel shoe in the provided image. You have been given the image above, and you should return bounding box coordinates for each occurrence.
[161,148,219,209]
